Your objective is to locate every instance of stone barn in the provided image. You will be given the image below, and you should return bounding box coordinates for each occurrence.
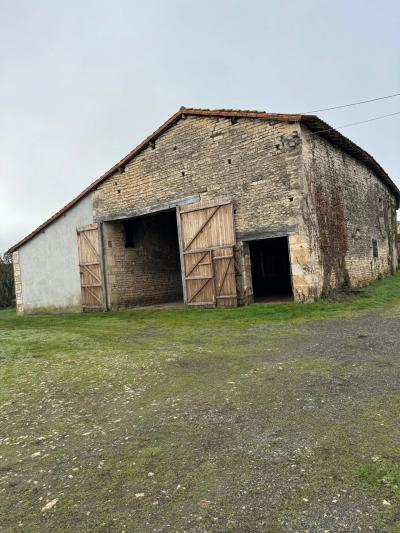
[8,108,399,314]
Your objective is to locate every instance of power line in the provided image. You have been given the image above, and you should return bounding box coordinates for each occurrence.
[310,110,400,135]
[303,91,400,114]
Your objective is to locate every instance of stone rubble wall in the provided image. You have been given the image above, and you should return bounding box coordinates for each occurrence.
[301,126,398,296]
[93,115,314,303]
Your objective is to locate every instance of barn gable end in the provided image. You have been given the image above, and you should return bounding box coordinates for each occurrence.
[8,108,399,314]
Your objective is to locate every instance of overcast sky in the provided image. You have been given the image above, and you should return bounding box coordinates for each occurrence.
[1,0,399,252]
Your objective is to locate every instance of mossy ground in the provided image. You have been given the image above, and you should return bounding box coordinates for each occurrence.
[1,274,400,531]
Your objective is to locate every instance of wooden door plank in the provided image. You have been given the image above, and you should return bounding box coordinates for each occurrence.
[178,202,237,308]
[84,285,103,305]
[185,250,209,278]
[185,275,213,280]
[213,254,234,260]
[79,261,102,266]
[80,264,102,283]
[183,205,221,251]
[217,257,233,295]
[76,224,105,311]
[187,302,215,307]
[187,277,212,303]
[80,230,99,258]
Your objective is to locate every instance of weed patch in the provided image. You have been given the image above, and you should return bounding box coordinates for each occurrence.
[355,460,400,498]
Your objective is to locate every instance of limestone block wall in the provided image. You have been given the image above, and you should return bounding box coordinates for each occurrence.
[93,115,315,302]
[92,114,397,304]
[93,116,303,234]
[301,126,398,295]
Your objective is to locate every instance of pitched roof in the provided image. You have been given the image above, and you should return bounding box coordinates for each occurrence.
[7,107,400,253]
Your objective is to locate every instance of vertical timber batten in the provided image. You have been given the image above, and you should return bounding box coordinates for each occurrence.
[98,221,109,311]
[176,207,188,304]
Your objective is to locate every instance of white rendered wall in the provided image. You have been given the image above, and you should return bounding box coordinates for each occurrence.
[18,194,93,313]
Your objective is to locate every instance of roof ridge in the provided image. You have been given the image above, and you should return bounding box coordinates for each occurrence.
[7,107,399,253]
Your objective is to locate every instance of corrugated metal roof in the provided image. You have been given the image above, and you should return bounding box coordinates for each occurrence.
[8,107,399,253]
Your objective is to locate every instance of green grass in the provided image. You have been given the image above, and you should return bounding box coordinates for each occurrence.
[2,270,400,331]
[355,460,400,498]
[1,273,400,531]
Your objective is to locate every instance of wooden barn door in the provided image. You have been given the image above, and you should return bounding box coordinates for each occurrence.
[178,201,237,308]
[76,224,105,311]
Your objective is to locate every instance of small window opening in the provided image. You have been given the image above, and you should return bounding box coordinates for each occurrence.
[124,220,137,248]
[228,159,232,164]
[289,197,294,202]
[181,171,185,177]
[372,239,378,258]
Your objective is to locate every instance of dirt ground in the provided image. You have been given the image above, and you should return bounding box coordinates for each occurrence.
[0,282,400,532]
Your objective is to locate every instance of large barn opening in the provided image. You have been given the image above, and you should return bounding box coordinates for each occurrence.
[249,237,293,302]
[103,210,183,309]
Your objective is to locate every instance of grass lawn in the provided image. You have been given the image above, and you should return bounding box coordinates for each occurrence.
[1,274,400,531]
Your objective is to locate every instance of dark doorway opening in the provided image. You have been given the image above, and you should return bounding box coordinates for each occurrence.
[104,209,184,309]
[249,237,293,301]
[125,209,183,306]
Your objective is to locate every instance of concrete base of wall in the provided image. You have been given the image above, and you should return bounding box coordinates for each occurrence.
[21,305,83,315]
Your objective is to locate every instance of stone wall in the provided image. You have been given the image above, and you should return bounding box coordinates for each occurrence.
[93,116,304,232]
[93,115,316,302]
[92,114,397,305]
[103,211,183,308]
[11,114,398,313]
[301,126,398,295]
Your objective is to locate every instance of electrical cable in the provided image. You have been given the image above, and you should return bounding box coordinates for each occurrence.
[302,92,400,114]
[309,110,400,134]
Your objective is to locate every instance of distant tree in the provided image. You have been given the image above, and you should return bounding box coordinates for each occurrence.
[0,253,15,309]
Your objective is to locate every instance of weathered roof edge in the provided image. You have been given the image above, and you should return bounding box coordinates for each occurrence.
[7,107,399,253]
